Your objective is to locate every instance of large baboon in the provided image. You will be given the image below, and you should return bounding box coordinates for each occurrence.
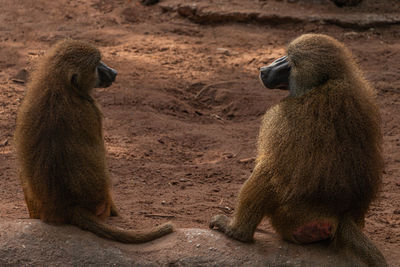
[15,40,173,243]
[210,34,387,266]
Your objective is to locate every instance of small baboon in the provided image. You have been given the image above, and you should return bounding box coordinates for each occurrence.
[15,40,173,243]
[210,34,387,266]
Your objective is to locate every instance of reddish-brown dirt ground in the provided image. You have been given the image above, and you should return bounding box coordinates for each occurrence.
[0,0,399,265]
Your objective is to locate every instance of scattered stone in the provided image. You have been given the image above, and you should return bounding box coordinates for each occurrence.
[158,139,165,144]
[343,31,359,39]
[223,153,234,159]
[216,48,230,56]
[211,114,223,121]
[238,157,255,164]
[217,206,231,212]
[0,139,8,147]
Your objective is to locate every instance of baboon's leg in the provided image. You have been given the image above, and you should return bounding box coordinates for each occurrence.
[25,197,40,219]
[210,164,272,242]
[21,182,40,219]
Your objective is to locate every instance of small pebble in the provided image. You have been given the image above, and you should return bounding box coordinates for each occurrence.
[216,48,230,56]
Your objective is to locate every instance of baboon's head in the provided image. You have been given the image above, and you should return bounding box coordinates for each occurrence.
[43,40,117,93]
[260,34,354,97]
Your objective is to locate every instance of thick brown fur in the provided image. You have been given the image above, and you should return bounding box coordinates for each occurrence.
[15,40,173,243]
[210,34,387,266]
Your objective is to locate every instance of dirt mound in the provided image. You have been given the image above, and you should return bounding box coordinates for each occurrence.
[0,220,362,266]
[187,80,269,121]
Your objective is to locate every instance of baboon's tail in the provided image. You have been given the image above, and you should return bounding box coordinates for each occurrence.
[333,216,387,267]
[71,207,174,243]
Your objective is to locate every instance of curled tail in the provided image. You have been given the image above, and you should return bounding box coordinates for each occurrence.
[71,207,174,243]
[333,216,387,267]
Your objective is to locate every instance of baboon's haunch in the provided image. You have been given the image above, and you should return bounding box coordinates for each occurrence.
[210,34,387,266]
[15,40,173,243]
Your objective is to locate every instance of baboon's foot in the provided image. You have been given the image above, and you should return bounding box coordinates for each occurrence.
[292,221,333,244]
[210,214,253,242]
[210,214,230,232]
[110,203,119,217]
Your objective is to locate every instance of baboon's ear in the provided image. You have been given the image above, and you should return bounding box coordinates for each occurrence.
[71,74,78,88]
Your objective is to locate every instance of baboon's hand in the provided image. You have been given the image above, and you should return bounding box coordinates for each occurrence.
[210,214,254,242]
[209,214,230,232]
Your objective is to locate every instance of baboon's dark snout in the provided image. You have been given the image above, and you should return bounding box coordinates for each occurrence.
[259,56,290,90]
[96,61,117,88]
[109,67,117,82]
[259,66,271,83]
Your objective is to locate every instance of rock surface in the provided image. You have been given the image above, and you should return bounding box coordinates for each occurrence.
[0,220,362,266]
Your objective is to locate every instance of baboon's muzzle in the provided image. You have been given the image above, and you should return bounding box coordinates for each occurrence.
[96,61,117,88]
[259,56,290,90]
